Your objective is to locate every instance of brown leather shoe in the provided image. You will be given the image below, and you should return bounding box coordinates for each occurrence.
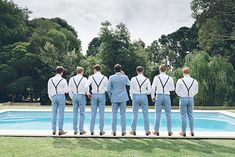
[146,131,151,136]
[80,130,86,135]
[152,131,159,136]
[74,131,78,135]
[100,131,105,136]
[122,132,126,136]
[179,131,186,137]
[58,130,67,135]
[129,131,136,136]
[168,132,173,136]
[52,131,56,135]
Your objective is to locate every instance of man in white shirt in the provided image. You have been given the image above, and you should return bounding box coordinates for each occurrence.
[151,64,175,136]
[86,64,108,136]
[129,66,151,136]
[47,66,69,135]
[176,67,198,137]
[69,66,88,135]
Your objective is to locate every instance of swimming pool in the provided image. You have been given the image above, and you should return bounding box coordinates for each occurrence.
[1,110,235,132]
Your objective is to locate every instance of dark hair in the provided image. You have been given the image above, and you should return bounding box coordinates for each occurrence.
[93,64,101,71]
[56,66,64,74]
[114,64,122,72]
[136,66,144,73]
[159,64,167,72]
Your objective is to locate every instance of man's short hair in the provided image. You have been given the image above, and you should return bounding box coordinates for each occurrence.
[159,64,167,72]
[136,66,144,73]
[114,64,122,72]
[56,66,64,74]
[93,64,101,71]
[182,67,190,74]
[76,66,84,74]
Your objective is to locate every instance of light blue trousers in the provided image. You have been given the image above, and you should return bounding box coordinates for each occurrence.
[112,101,126,133]
[51,94,66,131]
[131,94,150,132]
[90,93,106,132]
[73,94,86,132]
[154,94,172,132]
[179,97,194,133]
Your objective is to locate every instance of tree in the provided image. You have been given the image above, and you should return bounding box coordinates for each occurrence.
[0,0,31,49]
[86,37,102,56]
[184,52,235,105]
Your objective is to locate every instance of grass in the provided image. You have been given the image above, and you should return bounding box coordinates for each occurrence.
[1,137,235,157]
[1,104,235,157]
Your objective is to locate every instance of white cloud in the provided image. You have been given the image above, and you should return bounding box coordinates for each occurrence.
[13,0,195,53]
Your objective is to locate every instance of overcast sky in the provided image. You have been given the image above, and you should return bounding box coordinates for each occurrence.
[13,0,195,53]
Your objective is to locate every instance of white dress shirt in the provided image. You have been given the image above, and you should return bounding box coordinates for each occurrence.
[129,74,151,99]
[47,74,69,100]
[86,72,108,94]
[68,74,88,99]
[151,72,175,98]
[176,75,198,98]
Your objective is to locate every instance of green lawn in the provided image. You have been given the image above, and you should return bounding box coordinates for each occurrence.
[1,137,235,157]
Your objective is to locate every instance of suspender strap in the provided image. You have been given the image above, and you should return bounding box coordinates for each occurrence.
[158,76,170,94]
[181,79,195,97]
[135,77,147,93]
[73,77,84,93]
[51,78,63,94]
[92,76,105,93]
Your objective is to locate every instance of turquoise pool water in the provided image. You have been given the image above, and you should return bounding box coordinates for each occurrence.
[0,111,235,132]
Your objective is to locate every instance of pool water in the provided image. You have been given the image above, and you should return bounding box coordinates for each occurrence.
[0,111,235,132]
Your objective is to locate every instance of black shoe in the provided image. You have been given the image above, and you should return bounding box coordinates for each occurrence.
[112,132,116,136]
[179,131,186,137]
[191,132,194,137]
[168,132,173,136]
[52,131,56,135]
[146,131,151,136]
[100,131,105,136]
[129,131,136,136]
[80,131,86,135]
[58,130,67,136]
[122,132,126,136]
[74,131,78,135]
[91,132,94,135]
[152,131,159,136]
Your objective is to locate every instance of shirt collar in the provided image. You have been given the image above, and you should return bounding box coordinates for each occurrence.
[115,72,122,75]
[184,74,191,78]
[160,72,166,75]
[55,74,62,77]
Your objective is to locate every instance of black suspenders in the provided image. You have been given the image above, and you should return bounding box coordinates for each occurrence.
[73,77,84,93]
[135,77,147,93]
[92,76,105,93]
[158,76,170,94]
[51,78,63,94]
[181,79,195,97]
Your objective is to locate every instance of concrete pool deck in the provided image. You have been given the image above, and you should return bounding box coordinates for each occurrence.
[1,109,235,139]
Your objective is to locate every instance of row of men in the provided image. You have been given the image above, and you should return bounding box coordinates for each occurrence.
[48,64,198,136]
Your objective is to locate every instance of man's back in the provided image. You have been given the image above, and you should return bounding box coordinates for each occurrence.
[108,73,130,102]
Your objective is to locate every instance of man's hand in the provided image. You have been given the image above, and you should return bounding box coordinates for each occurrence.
[121,70,125,75]
[152,98,155,102]
[87,93,92,99]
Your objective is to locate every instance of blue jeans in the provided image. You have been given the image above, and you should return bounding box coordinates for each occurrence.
[73,94,86,132]
[90,93,106,132]
[51,94,66,131]
[131,94,149,132]
[112,101,126,133]
[179,97,194,133]
[154,94,172,132]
